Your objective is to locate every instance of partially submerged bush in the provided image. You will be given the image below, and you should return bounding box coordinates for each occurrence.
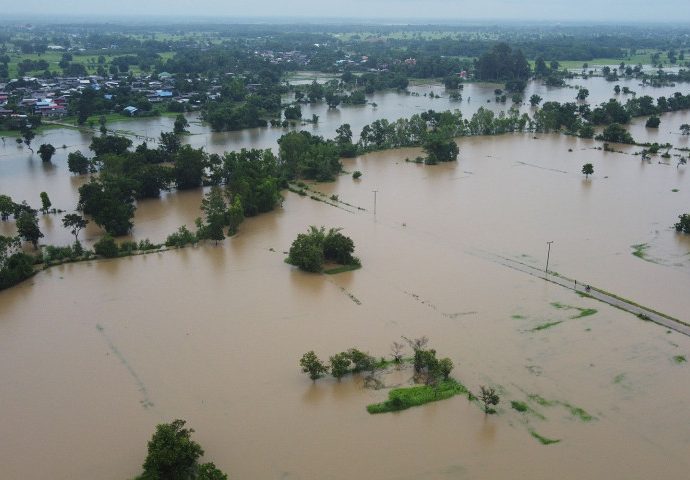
[94,234,119,258]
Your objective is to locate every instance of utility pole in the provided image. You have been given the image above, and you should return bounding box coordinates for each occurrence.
[372,190,378,216]
[545,241,554,273]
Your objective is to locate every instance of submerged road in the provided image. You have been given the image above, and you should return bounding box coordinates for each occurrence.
[473,250,690,337]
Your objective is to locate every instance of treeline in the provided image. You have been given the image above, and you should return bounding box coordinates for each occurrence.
[68,127,343,238]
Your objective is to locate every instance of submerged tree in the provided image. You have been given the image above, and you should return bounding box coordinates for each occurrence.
[138,419,228,480]
[39,192,51,214]
[16,209,43,249]
[479,386,500,414]
[37,143,56,163]
[62,213,89,243]
[329,352,352,381]
[300,351,329,381]
[582,163,594,179]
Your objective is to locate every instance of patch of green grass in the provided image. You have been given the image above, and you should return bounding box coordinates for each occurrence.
[511,314,526,319]
[529,430,561,445]
[673,355,687,364]
[631,243,649,259]
[367,379,468,414]
[550,302,597,319]
[562,403,594,422]
[528,394,595,421]
[571,308,597,319]
[530,321,564,332]
[671,189,679,192]
[613,373,626,384]
[528,394,558,407]
[511,400,528,412]
[511,400,546,420]
[324,264,362,275]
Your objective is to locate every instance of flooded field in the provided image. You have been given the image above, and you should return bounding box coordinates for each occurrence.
[1,78,690,479]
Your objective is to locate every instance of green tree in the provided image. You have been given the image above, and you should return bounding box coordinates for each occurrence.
[680,124,690,135]
[78,177,136,236]
[0,236,34,291]
[199,187,227,244]
[323,228,357,265]
[438,358,454,380]
[67,151,91,175]
[422,130,459,164]
[140,419,204,480]
[0,195,15,221]
[579,124,595,138]
[94,234,119,258]
[90,135,132,157]
[582,163,594,179]
[39,192,51,214]
[197,463,228,480]
[675,213,690,234]
[597,123,634,144]
[645,116,660,128]
[37,143,56,162]
[283,104,302,120]
[576,88,589,100]
[173,114,190,135]
[329,352,352,381]
[300,351,328,381]
[286,226,326,272]
[160,132,182,155]
[173,146,207,190]
[307,80,325,102]
[347,348,376,373]
[16,209,43,249]
[0,235,21,268]
[479,386,500,414]
[226,196,244,236]
[22,128,36,153]
[62,213,88,242]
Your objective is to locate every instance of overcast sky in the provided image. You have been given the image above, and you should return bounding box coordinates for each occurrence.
[4,0,690,23]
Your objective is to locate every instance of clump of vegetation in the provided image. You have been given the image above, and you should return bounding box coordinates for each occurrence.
[631,243,649,259]
[528,394,594,421]
[299,351,329,381]
[571,308,597,319]
[286,226,360,273]
[137,419,228,480]
[530,321,564,332]
[673,355,687,364]
[352,170,362,179]
[529,430,561,445]
[550,302,597,319]
[165,225,197,248]
[367,379,467,414]
[479,386,500,414]
[93,234,119,258]
[511,400,528,412]
[645,116,660,128]
[0,236,35,291]
[581,163,594,179]
[675,213,690,234]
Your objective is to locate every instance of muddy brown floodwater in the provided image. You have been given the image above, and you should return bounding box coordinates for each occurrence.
[1,79,690,479]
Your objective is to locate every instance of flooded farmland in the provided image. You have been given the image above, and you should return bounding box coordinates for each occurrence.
[1,78,690,479]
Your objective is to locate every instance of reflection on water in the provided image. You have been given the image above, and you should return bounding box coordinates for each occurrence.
[0,78,690,480]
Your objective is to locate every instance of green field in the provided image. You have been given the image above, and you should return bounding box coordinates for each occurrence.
[4,51,176,78]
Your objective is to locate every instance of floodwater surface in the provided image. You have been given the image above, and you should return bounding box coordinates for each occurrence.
[1,79,690,480]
